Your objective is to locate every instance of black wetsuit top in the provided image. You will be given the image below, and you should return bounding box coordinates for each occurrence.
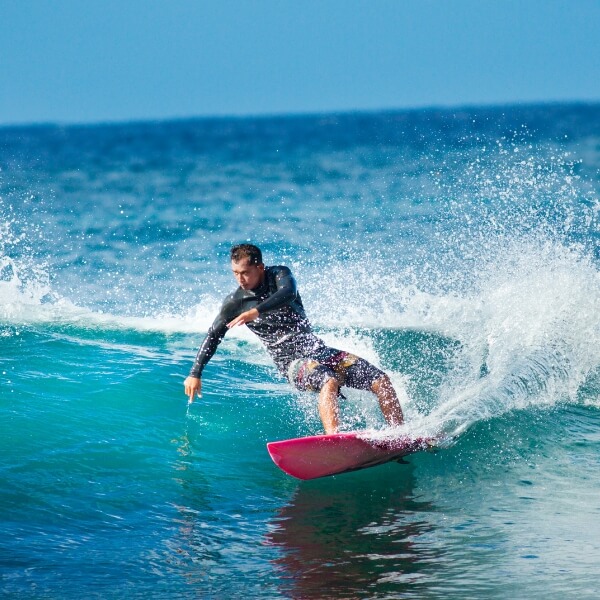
[190,266,326,378]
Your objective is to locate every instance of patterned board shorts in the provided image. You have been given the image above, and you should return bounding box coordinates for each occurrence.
[287,348,385,393]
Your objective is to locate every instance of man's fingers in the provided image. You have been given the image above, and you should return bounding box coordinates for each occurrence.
[227,309,258,328]
[185,386,194,403]
[184,377,202,404]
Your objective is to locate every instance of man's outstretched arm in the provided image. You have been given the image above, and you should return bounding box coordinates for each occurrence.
[185,315,228,403]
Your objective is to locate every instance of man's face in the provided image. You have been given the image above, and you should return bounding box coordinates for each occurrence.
[231,258,265,290]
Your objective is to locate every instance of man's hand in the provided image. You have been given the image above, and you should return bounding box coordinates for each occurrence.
[184,376,202,404]
[227,308,259,329]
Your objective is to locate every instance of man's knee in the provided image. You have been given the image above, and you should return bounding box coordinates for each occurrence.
[371,373,391,393]
[321,377,340,394]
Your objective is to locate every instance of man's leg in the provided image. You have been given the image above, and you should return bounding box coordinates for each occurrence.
[371,374,404,427]
[318,377,341,435]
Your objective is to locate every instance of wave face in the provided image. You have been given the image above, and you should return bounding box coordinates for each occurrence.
[1,104,599,598]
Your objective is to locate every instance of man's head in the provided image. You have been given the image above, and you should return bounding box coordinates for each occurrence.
[230,244,265,290]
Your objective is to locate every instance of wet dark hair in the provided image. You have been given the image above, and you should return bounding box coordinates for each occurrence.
[230,244,263,265]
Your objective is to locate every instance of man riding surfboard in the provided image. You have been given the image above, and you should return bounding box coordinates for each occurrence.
[184,244,403,434]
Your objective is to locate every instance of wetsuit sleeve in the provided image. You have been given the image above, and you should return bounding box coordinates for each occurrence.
[255,266,298,314]
[189,300,235,377]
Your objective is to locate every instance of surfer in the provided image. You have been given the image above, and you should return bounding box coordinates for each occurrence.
[184,244,404,434]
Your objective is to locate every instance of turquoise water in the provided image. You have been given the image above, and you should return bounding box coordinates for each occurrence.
[1,104,599,598]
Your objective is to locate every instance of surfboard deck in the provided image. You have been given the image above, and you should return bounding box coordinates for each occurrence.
[267,432,435,480]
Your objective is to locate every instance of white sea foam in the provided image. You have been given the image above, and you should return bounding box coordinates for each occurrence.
[404,239,599,438]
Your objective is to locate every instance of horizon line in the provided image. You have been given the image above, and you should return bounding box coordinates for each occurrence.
[1,98,599,130]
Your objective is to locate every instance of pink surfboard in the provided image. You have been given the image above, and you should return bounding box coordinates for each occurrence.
[267,432,435,480]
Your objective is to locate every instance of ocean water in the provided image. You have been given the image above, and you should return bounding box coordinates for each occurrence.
[1,103,599,599]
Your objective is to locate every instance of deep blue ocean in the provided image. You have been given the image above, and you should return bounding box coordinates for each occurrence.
[1,103,599,599]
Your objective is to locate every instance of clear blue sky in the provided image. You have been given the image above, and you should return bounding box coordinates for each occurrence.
[1,0,599,125]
